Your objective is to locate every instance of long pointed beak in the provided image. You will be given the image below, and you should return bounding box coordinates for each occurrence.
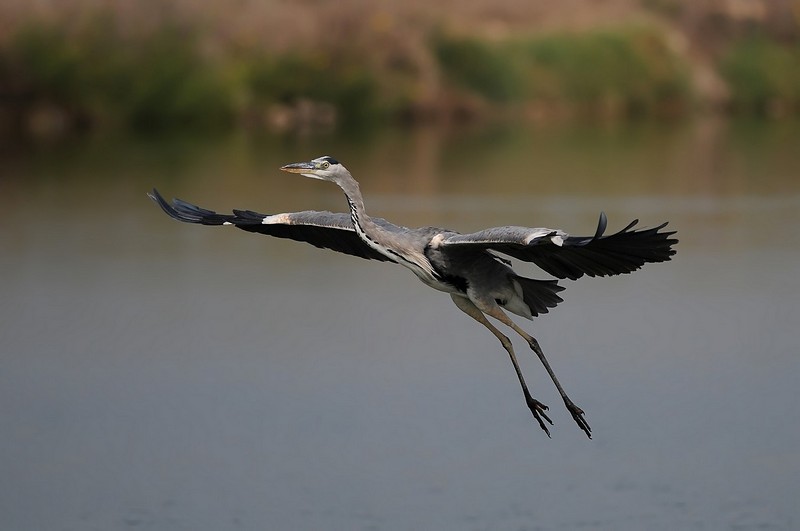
[280,161,315,174]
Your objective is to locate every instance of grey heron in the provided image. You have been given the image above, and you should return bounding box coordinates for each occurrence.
[149,155,677,438]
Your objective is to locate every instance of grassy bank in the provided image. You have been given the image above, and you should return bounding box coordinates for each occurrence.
[1,11,798,136]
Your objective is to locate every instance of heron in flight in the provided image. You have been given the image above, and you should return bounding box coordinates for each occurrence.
[149,155,677,438]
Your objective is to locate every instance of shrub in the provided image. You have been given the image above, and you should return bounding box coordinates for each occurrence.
[247,51,378,126]
[433,27,691,117]
[433,35,523,103]
[2,24,86,106]
[720,37,800,115]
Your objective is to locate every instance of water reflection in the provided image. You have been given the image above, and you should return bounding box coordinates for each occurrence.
[1,119,798,530]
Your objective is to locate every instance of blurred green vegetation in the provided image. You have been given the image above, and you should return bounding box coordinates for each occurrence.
[1,20,235,130]
[517,29,691,115]
[0,17,384,133]
[246,51,379,126]
[0,12,798,135]
[433,36,523,103]
[720,37,800,116]
[434,28,690,116]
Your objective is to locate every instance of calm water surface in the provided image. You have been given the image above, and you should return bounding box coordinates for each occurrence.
[1,120,799,530]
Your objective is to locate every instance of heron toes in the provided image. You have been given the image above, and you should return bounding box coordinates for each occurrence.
[564,399,592,439]
[526,397,553,437]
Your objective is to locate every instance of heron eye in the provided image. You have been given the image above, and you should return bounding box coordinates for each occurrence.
[320,161,330,169]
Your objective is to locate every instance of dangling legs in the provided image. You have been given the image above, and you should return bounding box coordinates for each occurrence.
[450,294,553,437]
[481,304,592,438]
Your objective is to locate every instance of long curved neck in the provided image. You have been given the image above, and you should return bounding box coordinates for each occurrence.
[336,172,375,235]
[335,172,435,278]
[339,178,372,227]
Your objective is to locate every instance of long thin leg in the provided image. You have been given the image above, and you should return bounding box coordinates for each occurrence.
[450,294,553,437]
[482,305,592,438]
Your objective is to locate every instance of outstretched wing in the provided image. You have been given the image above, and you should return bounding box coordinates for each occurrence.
[148,189,395,263]
[439,212,677,280]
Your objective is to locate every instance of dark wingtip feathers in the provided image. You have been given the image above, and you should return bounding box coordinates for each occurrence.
[148,188,194,222]
[148,188,233,225]
[597,219,678,270]
[594,212,608,240]
[546,217,678,280]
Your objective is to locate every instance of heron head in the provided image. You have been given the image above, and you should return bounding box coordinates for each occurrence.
[280,156,345,182]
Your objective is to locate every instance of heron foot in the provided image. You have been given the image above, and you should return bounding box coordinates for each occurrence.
[564,399,592,439]
[526,397,553,437]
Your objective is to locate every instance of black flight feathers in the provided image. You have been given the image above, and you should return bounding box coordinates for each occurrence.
[563,212,677,279]
[435,212,677,280]
[512,213,677,280]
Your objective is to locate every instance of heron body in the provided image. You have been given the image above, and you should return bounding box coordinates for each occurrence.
[150,155,678,438]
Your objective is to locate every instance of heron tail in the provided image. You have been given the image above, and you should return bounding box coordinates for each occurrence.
[514,276,565,318]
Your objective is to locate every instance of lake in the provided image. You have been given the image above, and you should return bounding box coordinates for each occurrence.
[1,118,799,530]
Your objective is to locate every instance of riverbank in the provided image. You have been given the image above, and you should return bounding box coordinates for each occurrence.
[1,0,798,136]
